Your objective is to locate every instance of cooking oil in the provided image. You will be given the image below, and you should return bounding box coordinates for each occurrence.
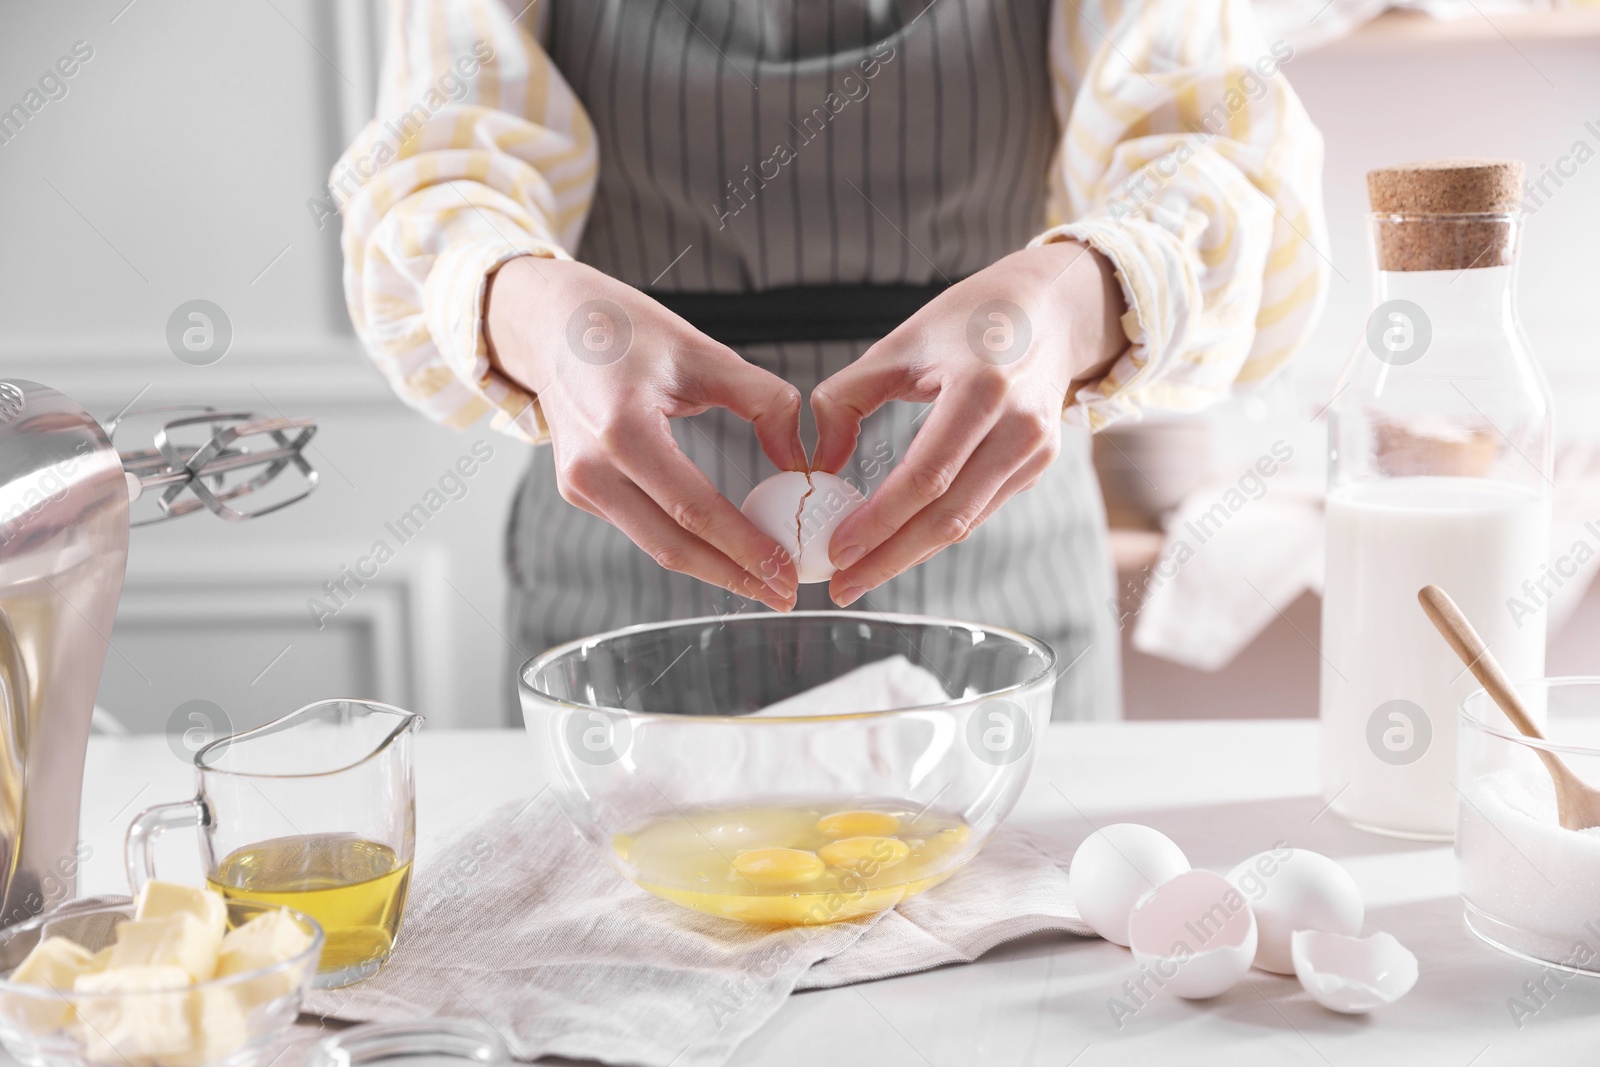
[614,801,972,924]
[208,833,411,974]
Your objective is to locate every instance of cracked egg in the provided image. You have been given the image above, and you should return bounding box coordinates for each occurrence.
[1291,930,1418,1014]
[741,471,867,584]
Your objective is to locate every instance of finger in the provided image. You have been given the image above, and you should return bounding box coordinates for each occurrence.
[901,457,1052,572]
[832,428,1056,604]
[963,462,1048,536]
[828,372,1010,571]
[830,427,1039,606]
[683,346,808,472]
[608,416,799,596]
[809,346,926,474]
[587,474,796,612]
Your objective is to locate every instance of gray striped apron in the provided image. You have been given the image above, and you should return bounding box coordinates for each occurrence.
[506,0,1119,721]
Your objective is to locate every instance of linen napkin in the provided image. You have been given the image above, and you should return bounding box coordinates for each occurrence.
[749,655,953,716]
[1131,479,1324,671]
[302,799,1090,1066]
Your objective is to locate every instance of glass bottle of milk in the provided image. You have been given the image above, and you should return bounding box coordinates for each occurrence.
[1321,160,1551,840]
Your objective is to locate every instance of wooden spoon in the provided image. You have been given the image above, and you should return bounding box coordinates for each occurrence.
[1417,584,1600,831]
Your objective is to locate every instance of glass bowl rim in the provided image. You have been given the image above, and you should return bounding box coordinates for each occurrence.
[518,609,1058,724]
[0,898,325,1002]
[1461,675,1600,758]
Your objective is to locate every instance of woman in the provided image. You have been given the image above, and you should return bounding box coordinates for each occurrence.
[334,0,1326,721]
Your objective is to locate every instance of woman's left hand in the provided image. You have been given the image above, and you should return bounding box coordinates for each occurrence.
[810,241,1128,607]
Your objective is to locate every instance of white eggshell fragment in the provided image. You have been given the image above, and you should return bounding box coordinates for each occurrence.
[1069,824,1190,946]
[1127,869,1258,999]
[1291,930,1418,1014]
[740,472,868,584]
[1226,849,1363,974]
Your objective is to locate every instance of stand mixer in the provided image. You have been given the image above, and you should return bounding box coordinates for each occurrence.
[0,379,318,929]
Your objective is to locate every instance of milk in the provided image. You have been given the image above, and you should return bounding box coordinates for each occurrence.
[1320,476,1548,838]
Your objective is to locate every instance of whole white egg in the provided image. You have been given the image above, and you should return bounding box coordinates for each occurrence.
[1227,848,1363,974]
[1128,869,1258,999]
[1068,823,1190,946]
[740,471,867,584]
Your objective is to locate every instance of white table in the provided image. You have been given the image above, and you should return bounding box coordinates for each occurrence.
[60,722,1600,1066]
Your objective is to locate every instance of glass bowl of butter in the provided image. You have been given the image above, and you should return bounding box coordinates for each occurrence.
[0,882,322,1066]
[520,611,1057,925]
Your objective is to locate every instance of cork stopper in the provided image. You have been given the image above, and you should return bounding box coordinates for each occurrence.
[1368,159,1525,215]
[1366,159,1526,271]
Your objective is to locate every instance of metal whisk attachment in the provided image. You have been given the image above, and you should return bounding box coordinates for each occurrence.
[108,405,319,526]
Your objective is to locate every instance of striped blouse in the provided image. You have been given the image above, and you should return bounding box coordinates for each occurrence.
[333,0,1328,443]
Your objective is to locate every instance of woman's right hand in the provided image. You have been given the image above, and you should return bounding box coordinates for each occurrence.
[485,255,804,611]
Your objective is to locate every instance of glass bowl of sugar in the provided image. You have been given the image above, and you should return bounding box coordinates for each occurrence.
[1459,678,1600,974]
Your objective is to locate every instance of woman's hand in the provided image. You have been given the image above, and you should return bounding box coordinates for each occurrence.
[486,256,806,611]
[811,241,1128,607]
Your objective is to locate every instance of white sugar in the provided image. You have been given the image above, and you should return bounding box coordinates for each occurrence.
[1458,768,1600,946]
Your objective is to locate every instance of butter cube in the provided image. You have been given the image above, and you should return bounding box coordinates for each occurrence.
[73,965,191,1066]
[158,986,249,1067]
[108,915,221,983]
[133,882,227,939]
[216,909,314,1009]
[3,936,98,1034]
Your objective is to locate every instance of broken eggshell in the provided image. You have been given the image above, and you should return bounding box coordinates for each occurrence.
[1291,930,1418,1014]
[740,471,867,584]
[1069,824,1190,947]
[1227,849,1363,974]
[1127,869,1257,999]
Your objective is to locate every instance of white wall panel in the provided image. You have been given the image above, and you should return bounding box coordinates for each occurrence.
[1,0,532,731]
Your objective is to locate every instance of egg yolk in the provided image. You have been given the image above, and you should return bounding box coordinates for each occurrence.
[816,810,901,838]
[617,801,974,924]
[818,836,910,872]
[731,848,825,886]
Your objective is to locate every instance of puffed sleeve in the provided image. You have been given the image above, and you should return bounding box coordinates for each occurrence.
[334,0,597,444]
[1033,0,1329,430]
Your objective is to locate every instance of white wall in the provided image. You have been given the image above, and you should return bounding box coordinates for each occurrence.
[0,0,530,734]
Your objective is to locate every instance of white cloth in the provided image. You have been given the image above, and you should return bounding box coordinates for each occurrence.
[751,656,954,717]
[301,801,1090,1067]
[1131,479,1324,672]
[625,658,960,805]
[301,657,1091,1066]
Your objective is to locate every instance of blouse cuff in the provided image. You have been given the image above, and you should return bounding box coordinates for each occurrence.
[1029,214,1197,432]
[424,233,571,446]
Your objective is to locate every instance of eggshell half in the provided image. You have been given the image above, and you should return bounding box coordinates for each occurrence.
[740,472,868,584]
[1068,824,1190,946]
[1226,849,1363,974]
[1291,930,1417,1013]
[1128,869,1257,999]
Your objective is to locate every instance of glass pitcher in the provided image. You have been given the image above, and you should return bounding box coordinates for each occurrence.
[125,699,421,988]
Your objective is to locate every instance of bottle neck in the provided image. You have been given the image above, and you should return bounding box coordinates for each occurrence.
[1374,264,1518,328]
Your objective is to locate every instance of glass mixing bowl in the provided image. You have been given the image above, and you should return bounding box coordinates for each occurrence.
[519,612,1056,925]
